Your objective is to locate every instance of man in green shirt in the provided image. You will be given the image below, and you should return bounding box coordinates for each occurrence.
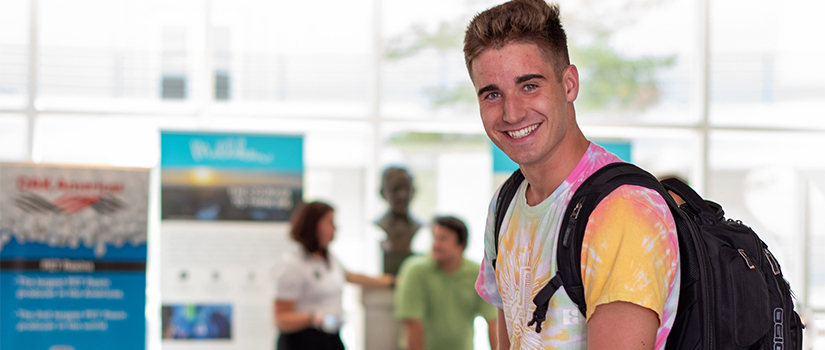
[394,216,497,350]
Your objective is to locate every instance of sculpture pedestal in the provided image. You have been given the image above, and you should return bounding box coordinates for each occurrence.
[362,287,401,350]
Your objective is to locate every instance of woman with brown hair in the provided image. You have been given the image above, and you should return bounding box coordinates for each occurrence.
[273,201,393,349]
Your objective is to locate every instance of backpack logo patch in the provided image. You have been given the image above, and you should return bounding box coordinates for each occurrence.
[774,307,784,349]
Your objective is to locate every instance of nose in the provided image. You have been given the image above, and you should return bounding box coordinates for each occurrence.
[397,188,409,201]
[503,96,525,124]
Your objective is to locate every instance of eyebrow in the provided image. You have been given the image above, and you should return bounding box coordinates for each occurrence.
[516,73,545,84]
[477,84,499,97]
[477,73,547,97]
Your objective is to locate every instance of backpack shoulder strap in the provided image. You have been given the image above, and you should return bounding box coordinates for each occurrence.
[528,162,674,331]
[492,168,524,269]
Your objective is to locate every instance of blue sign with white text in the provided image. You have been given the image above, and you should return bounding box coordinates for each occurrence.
[0,270,146,350]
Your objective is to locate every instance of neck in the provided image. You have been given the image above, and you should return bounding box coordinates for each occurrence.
[389,211,411,221]
[437,255,462,273]
[378,212,419,228]
[521,127,589,206]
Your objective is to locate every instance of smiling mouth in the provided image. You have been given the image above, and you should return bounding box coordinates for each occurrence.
[507,124,539,139]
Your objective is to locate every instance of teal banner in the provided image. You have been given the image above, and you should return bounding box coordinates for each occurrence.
[161,131,303,172]
[160,131,304,221]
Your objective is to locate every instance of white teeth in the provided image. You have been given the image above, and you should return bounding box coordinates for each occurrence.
[507,124,538,139]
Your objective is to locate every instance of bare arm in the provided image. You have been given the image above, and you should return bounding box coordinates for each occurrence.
[586,301,658,350]
[344,271,394,288]
[403,319,425,350]
[273,299,318,333]
[497,308,509,350]
[486,317,498,350]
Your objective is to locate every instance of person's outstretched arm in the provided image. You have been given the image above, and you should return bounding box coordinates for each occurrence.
[344,271,394,288]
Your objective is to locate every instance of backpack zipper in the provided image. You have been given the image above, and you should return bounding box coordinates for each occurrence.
[690,219,715,349]
[561,201,583,248]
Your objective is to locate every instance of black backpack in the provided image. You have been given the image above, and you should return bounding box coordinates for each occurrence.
[492,162,803,349]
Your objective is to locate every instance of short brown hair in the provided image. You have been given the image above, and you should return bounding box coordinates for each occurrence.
[433,215,468,250]
[463,0,569,78]
[289,201,334,261]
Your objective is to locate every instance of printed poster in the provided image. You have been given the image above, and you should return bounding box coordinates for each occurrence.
[0,163,149,350]
[159,131,303,350]
[160,131,303,221]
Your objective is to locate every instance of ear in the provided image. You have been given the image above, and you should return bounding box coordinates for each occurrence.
[562,64,579,103]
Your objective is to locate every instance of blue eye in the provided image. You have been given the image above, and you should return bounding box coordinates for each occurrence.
[523,84,538,91]
[484,92,501,100]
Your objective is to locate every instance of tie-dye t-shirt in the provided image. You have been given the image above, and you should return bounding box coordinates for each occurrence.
[475,142,680,349]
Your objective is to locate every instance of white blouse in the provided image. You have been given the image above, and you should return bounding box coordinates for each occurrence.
[274,245,345,321]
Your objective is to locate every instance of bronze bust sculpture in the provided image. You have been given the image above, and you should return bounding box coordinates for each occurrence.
[375,166,421,275]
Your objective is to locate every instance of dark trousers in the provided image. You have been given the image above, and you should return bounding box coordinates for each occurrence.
[277,328,344,350]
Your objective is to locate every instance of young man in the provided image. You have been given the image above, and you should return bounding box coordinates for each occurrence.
[394,216,497,350]
[464,0,680,349]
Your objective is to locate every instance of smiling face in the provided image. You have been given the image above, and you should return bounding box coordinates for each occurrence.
[470,42,580,169]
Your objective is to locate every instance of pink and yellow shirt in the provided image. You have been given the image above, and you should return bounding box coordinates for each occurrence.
[476,142,680,349]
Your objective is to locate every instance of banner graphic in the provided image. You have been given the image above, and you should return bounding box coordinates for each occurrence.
[0,163,149,350]
[160,131,303,221]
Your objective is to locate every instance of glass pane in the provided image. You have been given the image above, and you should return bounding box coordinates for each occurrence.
[0,114,28,161]
[0,0,28,108]
[210,0,372,111]
[710,0,825,129]
[810,177,825,309]
[564,0,699,126]
[708,130,825,304]
[38,0,202,109]
[382,0,699,125]
[585,126,703,184]
[381,0,497,119]
[33,114,202,167]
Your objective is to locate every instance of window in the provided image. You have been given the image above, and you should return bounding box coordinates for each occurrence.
[710,0,825,129]
[38,0,202,109]
[0,0,28,108]
[0,114,27,161]
[210,0,373,108]
[381,0,699,126]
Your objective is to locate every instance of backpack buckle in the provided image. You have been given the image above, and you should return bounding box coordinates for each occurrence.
[764,248,781,275]
[527,306,547,333]
[738,249,755,269]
